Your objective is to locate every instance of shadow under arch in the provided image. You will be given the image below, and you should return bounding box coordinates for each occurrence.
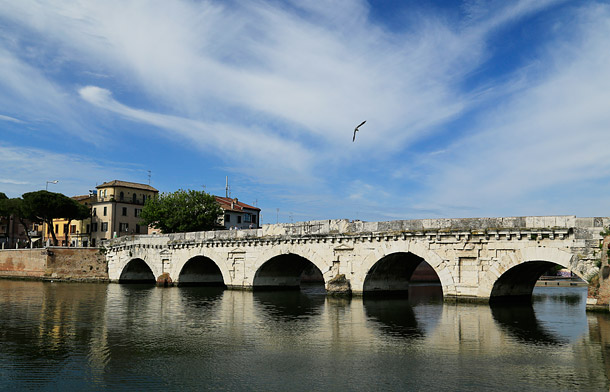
[253,253,325,291]
[119,258,155,284]
[363,252,443,297]
[489,261,585,303]
[178,255,226,287]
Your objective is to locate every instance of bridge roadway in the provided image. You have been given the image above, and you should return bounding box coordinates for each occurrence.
[104,216,607,301]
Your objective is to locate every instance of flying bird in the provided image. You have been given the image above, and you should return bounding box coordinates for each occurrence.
[352,120,366,142]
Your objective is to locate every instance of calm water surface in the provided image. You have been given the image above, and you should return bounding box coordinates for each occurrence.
[1,280,609,391]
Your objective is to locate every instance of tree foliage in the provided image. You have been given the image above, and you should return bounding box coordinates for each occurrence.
[21,190,90,245]
[140,189,222,233]
[0,192,8,216]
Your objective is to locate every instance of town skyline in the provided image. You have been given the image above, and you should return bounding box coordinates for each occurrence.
[2,1,610,223]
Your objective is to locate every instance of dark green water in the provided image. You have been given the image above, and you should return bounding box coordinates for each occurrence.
[0,280,609,391]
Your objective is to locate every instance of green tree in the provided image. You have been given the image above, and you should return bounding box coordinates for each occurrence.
[0,196,35,245]
[140,189,222,233]
[21,190,89,246]
[0,192,8,216]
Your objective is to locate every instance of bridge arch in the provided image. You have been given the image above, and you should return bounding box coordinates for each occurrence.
[253,252,326,290]
[119,258,156,283]
[483,247,582,302]
[357,242,456,297]
[363,252,439,294]
[177,255,226,287]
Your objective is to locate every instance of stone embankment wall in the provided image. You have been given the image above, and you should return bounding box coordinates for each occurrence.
[0,248,107,281]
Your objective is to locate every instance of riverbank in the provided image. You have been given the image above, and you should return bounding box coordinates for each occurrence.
[0,248,107,282]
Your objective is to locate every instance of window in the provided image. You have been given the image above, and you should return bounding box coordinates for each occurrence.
[132,194,137,203]
[119,191,124,201]
[252,215,257,224]
[91,239,96,247]
[143,195,147,204]
[135,209,141,217]
[135,225,140,234]
[86,224,90,234]
[244,214,251,223]
[225,214,230,223]
[102,222,108,232]
[103,190,107,197]
[63,224,68,234]
[237,216,242,224]
[70,225,76,234]
[122,207,127,216]
[119,223,129,232]
[92,223,98,232]
[103,207,107,216]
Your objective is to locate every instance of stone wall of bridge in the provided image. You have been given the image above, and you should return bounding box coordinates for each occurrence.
[104,216,608,301]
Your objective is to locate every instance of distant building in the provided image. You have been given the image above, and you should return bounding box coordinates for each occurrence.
[43,194,96,247]
[215,196,260,229]
[0,215,39,248]
[91,180,158,246]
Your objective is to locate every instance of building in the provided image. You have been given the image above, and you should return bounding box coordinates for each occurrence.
[0,215,40,248]
[42,194,96,247]
[215,196,260,229]
[91,180,158,246]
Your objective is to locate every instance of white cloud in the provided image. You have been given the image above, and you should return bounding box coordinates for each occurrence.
[0,144,142,198]
[0,114,23,123]
[2,1,610,219]
[417,4,610,216]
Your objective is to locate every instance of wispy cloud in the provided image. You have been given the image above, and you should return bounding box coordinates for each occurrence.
[416,3,610,216]
[0,144,143,198]
[0,114,23,123]
[1,1,609,219]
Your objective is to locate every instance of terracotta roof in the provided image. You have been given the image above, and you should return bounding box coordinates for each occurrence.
[214,196,260,212]
[96,180,158,192]
[72,195,92,201]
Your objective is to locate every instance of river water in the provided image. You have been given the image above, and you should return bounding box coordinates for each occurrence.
[0,280,609,391]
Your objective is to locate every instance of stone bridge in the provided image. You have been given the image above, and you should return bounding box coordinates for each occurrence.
[104,216,608,301]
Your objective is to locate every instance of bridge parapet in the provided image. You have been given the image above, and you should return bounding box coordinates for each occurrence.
[105,216,607,248]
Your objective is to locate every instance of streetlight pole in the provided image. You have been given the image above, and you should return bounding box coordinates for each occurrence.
[46,180,59,191]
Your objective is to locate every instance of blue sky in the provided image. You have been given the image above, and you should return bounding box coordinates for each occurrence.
[1,0,610,224]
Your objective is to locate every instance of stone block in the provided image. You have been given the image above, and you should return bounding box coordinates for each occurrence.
[542,217,553,227]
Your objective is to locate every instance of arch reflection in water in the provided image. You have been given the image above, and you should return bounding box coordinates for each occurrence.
[363,285,444,339]
[253,289,326,321]
[491,286,588,345]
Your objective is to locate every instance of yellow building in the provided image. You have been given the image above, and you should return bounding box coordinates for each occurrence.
[91,180,158,246]
[43,194,96,247]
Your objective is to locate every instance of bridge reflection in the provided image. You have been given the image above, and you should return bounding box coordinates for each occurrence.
[0,280,606,390]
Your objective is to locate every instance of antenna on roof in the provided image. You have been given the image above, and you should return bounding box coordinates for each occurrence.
[225,176,229,198]
[148,170,151,185]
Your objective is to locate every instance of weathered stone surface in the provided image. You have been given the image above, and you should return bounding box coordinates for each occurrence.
[326,274,351,296]
[0,248,107,281]
[104,215,608,301]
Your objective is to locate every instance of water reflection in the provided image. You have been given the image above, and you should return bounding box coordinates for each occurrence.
[363,297,423,339]
[252,288,325,321]
[491,303,565,345]
[363,284,444,340]
[0,280,609,391]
